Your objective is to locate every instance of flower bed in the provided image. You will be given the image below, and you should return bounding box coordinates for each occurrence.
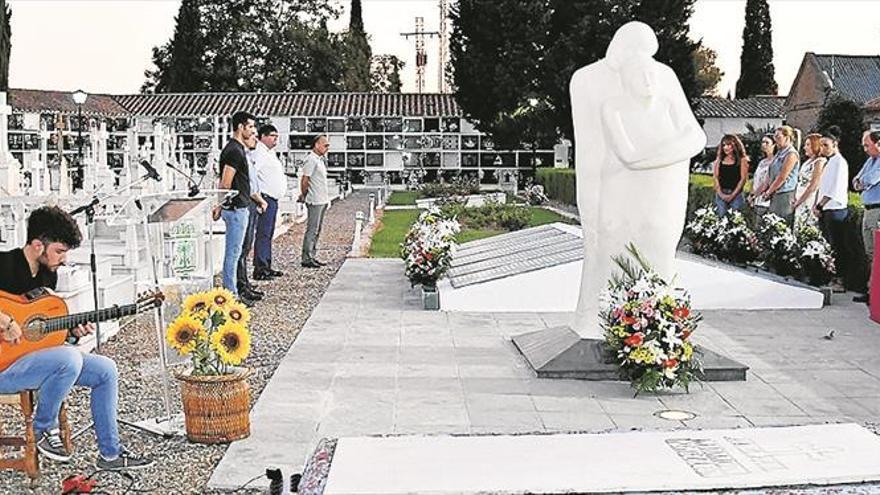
[685,207,835,286]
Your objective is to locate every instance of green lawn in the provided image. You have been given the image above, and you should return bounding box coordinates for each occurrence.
[386,191,421,206]
[368,206,572,258]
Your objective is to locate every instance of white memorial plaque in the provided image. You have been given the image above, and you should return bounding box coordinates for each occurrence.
[323,424,880,494]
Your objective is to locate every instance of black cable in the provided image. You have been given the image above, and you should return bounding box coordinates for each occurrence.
[236,472,268,491]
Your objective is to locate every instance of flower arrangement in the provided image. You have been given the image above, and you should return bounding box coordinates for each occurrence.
[684,207,722,257]
[400,207,461,287]
[715,210,761,263]
[601,244,702,395]
[795,222,836,286]
[756,213,801,276]
[523,178,549,206]
[166,288,252,376]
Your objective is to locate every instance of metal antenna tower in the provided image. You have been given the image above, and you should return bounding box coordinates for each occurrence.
[438,0,449,93]
[400,17,439,93]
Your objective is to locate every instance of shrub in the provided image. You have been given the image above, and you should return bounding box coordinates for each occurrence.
[536,168,576,205]
[440,200,531,232]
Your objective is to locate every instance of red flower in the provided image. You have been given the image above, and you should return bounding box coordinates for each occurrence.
[621,315,637,326]
[664,358,679,368]
[425,252,433,260]
[681,329,691,340]
[673,307,690,319]
[623,333,644,347]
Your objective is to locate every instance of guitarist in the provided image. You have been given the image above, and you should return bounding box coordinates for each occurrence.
[0,206,153,470]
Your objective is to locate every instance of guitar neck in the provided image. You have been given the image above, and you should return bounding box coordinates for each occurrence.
[44,304,139,332]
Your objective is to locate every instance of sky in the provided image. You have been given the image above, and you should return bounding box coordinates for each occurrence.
[6,0,880,97]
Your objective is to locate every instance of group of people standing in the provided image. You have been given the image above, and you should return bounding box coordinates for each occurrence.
[712,126,880,303]
[214,111,331,306]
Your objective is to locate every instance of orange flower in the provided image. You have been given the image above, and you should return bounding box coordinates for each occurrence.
[622,315,637,326]
[623,333,644,347]
[673,307,690,320]
[663,358,679,368]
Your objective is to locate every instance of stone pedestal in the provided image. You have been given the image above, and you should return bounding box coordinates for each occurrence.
[512,325,747,381]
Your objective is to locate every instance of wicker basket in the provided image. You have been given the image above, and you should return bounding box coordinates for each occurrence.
[175,367,252,444]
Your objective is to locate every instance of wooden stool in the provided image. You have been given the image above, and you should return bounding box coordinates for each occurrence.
[0,391,73,485]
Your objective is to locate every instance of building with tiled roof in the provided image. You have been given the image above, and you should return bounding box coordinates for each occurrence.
[4,88,557,184]
[785,53,880,131]
[692,96,786,147]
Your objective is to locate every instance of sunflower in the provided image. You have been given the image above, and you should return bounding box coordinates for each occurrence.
[165,315,204,355]
[210,322,251,365]
[183,292,212,317]
[224,301,251,327]
[207,287,236,310]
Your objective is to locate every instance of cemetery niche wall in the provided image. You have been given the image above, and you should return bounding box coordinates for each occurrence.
[7,90,557,187]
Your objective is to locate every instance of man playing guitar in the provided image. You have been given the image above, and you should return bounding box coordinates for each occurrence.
[0,206,153,470]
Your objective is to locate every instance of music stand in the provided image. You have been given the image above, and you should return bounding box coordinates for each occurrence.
[108,189,233,437]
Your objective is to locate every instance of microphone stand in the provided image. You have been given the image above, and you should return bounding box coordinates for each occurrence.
[166,161,201,197]
[70,173,170,439]
[68,174,156,354]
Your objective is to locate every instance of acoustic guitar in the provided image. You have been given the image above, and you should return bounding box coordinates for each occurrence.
[0,288,164,372]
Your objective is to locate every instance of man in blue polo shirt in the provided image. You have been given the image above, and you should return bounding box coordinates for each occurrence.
[853,130,880,303]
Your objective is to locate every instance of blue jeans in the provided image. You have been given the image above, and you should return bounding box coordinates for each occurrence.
[221,207,249,296]
[715,190,745,217]
[254,196,279,274]
[0,347,121,458]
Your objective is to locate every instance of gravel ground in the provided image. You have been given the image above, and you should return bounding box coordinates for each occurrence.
[0,191,373,494]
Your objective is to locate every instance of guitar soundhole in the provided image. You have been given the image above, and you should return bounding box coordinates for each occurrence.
[23,317,47,341]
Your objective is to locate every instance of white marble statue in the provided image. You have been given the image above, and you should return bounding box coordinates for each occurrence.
[570,21,706,339]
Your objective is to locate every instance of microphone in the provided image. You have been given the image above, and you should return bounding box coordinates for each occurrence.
[165,161,200,197]
[139,160,162,181]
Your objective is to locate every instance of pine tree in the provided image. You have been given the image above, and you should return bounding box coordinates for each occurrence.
[164,0,205,92]
[693,44,723,96]
[0,0,11,91]
[735,0,777,98]
[450,0,552,145]
[340,0,372,91]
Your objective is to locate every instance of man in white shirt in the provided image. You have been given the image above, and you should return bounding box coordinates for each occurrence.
[299,135,330,268]
[252,124,286,279]
[814,131,866,295]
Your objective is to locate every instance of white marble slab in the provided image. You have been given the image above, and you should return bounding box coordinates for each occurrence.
[324,423,880,494]
[440,223,823,312]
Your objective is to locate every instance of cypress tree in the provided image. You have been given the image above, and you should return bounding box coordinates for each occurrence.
[163,0,206,92]
[735,0,777,98]
[340,0,372,91]
[0,0,10,91]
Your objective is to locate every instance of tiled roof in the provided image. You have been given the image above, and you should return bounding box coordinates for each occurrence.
[692,96,786,119]
[813,54,880,105]
[111,92,462,117]
[8,88,129,116]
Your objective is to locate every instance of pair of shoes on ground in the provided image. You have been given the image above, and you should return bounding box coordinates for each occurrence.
[301,259,326,268]
[37,430,153,470]
[253,269,283,280]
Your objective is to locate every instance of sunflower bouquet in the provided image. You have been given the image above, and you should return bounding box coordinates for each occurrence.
[166,288,252,376]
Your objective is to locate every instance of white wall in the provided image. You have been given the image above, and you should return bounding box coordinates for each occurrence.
[702,117,784,147]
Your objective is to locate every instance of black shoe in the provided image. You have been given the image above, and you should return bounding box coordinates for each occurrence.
[313,260,327,267]
[247,286,265,297]
[854,293,870,304]
[301,260,320,268]
[37,429,71,462]
[252,271,272,281]
[240,295,257,307]
[96,448,154,471]
[240,288,263,301]
[268,269,284,277]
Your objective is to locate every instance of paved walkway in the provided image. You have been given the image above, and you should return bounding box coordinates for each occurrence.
[209,259,880,491]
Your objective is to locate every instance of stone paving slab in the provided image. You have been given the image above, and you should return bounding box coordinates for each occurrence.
[209,259,880,491]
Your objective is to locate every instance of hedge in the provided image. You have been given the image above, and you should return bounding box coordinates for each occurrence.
[535,168,576,205]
